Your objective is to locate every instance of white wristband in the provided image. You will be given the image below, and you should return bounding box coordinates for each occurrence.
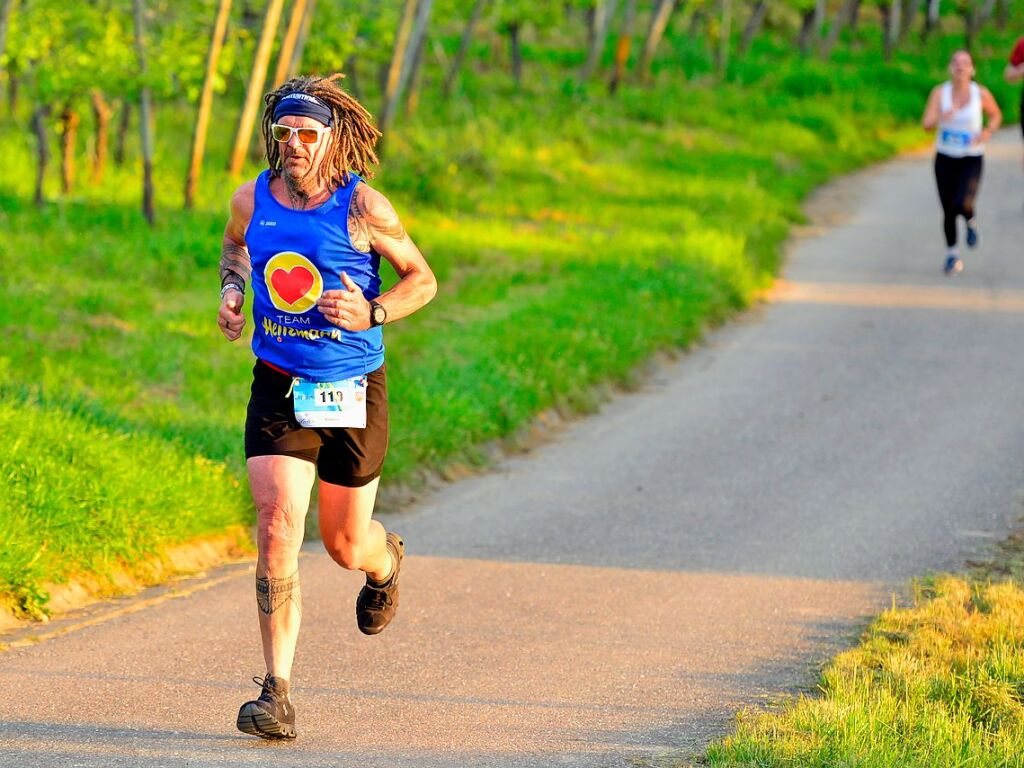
[220,283,244,299]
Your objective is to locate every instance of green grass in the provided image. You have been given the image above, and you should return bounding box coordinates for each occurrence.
[1,21,1020,617]
[704,575,1024,768]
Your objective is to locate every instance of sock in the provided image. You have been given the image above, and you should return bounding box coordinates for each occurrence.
[367,547,395,587]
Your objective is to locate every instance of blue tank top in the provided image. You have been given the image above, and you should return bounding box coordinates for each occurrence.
[247,170,384,380]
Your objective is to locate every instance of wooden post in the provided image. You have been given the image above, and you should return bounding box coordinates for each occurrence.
[639,0,677,81]
[228,0,285,176]
[186,0,232,209]
[60,102,79,194]
[31,104,50,207]
[378,0,419,139]
[443,0,486,97]
[271,0,307,89]
[90,91,111,185]
[133,0,155,225]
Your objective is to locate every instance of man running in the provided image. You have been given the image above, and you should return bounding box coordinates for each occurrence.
[217,74,437,740]
[922,50,1002,276]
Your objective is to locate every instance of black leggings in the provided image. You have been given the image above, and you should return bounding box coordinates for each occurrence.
[934,153,983,248]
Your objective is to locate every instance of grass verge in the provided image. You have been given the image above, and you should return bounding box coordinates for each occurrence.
[702,535,1024,768]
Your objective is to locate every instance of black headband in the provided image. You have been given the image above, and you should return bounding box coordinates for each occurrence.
[273,92,333,127]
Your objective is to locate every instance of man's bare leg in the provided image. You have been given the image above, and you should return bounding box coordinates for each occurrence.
[319,477,404,634]
[236,455,314,740]
[318,477,389,577]
[248,455,316,677]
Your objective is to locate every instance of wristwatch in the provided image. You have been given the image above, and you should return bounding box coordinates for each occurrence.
[369,300,387,327]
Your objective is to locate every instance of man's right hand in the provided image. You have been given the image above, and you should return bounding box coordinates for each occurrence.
[218,289,246,341]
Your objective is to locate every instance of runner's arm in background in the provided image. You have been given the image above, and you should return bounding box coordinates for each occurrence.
[1004,62,1024,83]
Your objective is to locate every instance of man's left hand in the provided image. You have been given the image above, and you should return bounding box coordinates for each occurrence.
[317,271,371,330]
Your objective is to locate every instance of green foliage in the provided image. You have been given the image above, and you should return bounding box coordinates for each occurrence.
[0,8,1021,617]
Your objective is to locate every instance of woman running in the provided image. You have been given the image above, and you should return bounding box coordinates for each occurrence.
[922,50,1002,276]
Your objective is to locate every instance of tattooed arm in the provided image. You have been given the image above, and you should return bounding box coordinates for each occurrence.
[218,182,255,342]
[317,183,437,331]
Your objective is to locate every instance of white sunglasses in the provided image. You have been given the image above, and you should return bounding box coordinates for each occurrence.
[271,123,332,144]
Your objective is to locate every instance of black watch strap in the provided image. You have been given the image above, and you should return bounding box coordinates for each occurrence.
[370,300,387,327]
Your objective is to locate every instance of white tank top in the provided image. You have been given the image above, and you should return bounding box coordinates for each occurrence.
[936,82,984,158]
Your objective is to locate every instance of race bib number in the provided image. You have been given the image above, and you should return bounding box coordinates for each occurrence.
[293,375,367,428]
[940,129,973,148]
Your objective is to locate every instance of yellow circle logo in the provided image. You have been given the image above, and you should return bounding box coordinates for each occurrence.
[265,252,323,313]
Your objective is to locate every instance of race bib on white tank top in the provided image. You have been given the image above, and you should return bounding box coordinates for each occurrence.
[936,82,984,158]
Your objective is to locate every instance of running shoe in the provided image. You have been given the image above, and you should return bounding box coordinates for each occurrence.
[356,532,404,635]
[966,221,980,248]
[943,255,964,276]
[236,674,296,739]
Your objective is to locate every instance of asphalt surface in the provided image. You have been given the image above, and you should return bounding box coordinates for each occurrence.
[3,133,1024,767]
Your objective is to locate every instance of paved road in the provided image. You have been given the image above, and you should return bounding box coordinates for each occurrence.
[4,134,1024,767]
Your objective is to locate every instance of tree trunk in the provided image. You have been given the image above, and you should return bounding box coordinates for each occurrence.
[797,9,815,55]
[32,104,50,207]
[186,0,232,210]
[879,2,902,61]
[716,0,732,75]
[399,0,433,98]
[822,0,859,58]
[404,25,428,117]
[508,22,522,87]
[228,0,285,176]
[0,0,13,64]
[608,0,637,94]
[897,0,916,42]
[6,63,18,116]
[0,0,13,72]
[114,101,130,165]
[848,0,862,32]
[580,0,620,83]
[965,0,997,47]
[639,0,677,81]
[133,0,155,225]
[738,0,767,55]
[343,53,360,99]
[996,0,1009,29]
[813,0,827,38]
[287,0,316,79]
[0,0,13,120]
[923,0,940,40]
[689,8,706,38]
[60,102,79,194]
[90,90,111,185]
[443,0,486,98]
[378,0,419,139]
[585,5,598,53]
[271,0,306,89]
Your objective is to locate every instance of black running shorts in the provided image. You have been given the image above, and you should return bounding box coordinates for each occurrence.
[244,360,389,487]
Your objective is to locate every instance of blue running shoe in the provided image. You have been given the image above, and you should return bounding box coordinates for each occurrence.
[966,221,979,248]
[943,255,964,276]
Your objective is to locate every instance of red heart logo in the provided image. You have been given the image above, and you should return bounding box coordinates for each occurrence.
[270,266,314,305]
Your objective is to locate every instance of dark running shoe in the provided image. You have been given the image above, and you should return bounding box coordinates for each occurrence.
[966,221,979,248]
[943,255,964,276]
[356,532,404,635]
[236,674,296,739]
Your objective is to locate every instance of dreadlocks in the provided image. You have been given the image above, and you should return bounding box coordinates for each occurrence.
[262,74,381,190]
